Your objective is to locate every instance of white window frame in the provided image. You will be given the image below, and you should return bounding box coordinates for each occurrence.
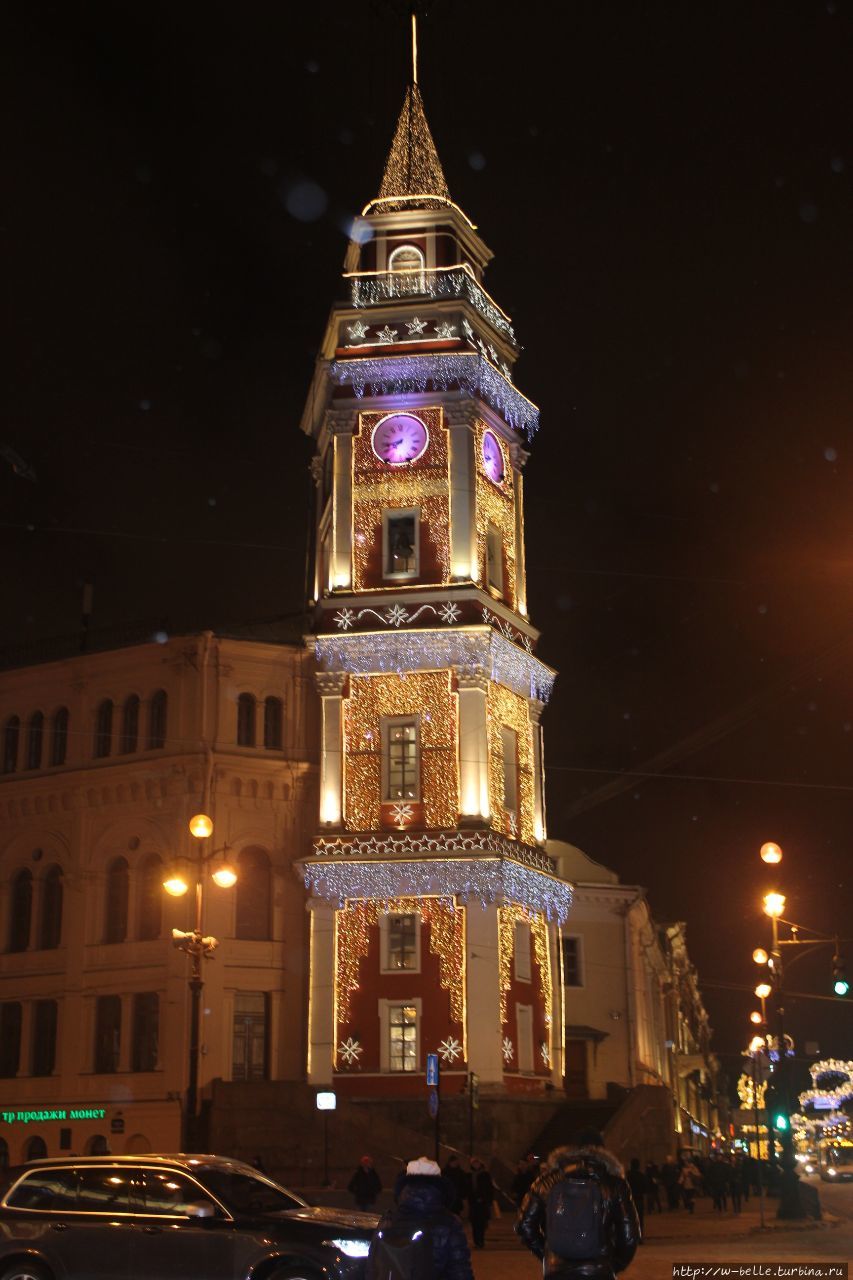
[382,507,420,580]
[379,997,422,1073]
[379,911,422,975]
[387,244,426,294]
[516,1003,534,1073]
[514,920,532,982]
[561,934,584,989]
[486,523,504,594]
[381,715,421,802]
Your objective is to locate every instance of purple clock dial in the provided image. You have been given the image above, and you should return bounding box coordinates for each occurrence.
[481,430,506,484]
[371,413,429,465]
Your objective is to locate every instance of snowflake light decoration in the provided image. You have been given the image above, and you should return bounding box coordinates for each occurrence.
[406,316,428,336]
[339,1037,363,1066]
[488,343,498,363]
[385,603,409,627]
[462,318,474,340]
[439,1036,463,1064]
[502,1036,514,1064]
[435,320,456,339]
[346,320,370,342]
[334,608,356,631]
[540,1041,550,1067]
[377,325,398,344]
[500,360,512,381]
[391,802,414,827]
[438,601,461,624]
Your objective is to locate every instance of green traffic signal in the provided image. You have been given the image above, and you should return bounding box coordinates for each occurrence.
[834,977,850,997]
[774,1113,789,1132]
[832,954,849,996]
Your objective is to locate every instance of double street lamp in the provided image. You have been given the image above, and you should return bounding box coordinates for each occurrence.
[163,814,237,1151]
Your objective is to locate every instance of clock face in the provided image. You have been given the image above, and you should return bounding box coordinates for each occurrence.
[371,413,429,465]
[481,430,506,484]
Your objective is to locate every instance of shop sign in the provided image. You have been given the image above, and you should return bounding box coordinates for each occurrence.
[1,1107,107,1126]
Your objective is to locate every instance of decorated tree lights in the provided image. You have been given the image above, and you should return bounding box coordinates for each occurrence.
[299,36,571,1097]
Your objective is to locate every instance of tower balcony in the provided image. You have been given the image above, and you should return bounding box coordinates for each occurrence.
[344,264,517,349]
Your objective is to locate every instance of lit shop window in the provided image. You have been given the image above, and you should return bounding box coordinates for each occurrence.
[389,1004,418,1072]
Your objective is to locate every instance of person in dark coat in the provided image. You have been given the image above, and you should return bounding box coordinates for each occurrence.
[366,1157,473,1280]
[467,1156,494,1249]
[348,1154,382,1212]
[442,1154,470,1214]
[706,1157,728,1213]
[625,1158,647,1240]
[516,1129,640,1280]
[511,1154,538,1206]
[660,1155,680,1210]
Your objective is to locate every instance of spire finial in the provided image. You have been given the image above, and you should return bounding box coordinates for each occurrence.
[411,9,418,85]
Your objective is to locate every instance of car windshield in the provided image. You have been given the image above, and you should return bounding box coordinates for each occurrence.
[829,1148,853,1167]
[193,1167,307,1214]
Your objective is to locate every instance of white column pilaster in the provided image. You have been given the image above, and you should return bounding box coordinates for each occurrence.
[316,672,346,827]
[529,699,546,842]
[307,899,336,1085]
[332,433,352,589]
[457,669,489,819]
[514,470,527,615]
[448,414,476,580]
[465,904,504,1084]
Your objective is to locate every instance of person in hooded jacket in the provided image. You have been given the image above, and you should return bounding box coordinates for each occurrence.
[366,1156,473,1280]
[516,1129,640,1279]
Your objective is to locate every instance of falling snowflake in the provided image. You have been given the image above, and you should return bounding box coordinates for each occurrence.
[377,325,398,344]
[385,603,409,627]
[488,343,499,363]
[540,1041,550,1067]
[339,1037,363,1066]
[438,601,461,624]
[502,1036,515,1064]
[406,316,428,336]
[391,802,414,827]
[346,319,369,342]
[462,318,475,339]
[435,320,457,339]
[334,608,356,631]
[439,1036,463,1064]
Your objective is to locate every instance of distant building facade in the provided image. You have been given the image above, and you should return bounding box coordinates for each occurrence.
[0,631,317,1165]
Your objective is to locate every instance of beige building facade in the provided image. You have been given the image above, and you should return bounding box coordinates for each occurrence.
[0,631,317,1166]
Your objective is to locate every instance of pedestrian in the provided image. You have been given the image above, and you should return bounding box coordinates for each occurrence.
[644,1162,662,1214]
[511,1157,536,1207]
[739,1153,752,1203]
[442,1154,470,1215]
[516,1128,640,1279]
[626,1158,646,1240]
[706,1156,727,1213]
[678,1158,701,1214]
[348,1155,382,1212]
[660,1154,680,1210]
[366,1156,473,1280]
[467,1156,494,1249]
[726,1157,742,1214]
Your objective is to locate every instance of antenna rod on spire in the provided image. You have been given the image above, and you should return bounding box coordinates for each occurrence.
[411,9,418,85]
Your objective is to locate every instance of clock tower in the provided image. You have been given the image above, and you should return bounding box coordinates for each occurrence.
[299,67,571,1097]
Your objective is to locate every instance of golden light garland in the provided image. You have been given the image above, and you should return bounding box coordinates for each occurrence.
[376,83,451,208]
[487,683,535,844]
[497,903,553,1030]
[352,408,450,590]
[737,1072,766,1111]
[335,896,465,1028]
[343,671,458,831]
[474,421,517,608]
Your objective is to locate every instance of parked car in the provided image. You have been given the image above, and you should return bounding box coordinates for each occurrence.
[0,1154,377,1280]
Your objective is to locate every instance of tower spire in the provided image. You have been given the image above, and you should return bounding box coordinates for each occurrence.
[411,9,418,85]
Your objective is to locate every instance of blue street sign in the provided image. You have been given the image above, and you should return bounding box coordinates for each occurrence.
[428,1088,439,1119]
[426,1053,439,1087]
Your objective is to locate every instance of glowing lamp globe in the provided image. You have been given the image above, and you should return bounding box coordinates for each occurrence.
[212,864,238,889]
[760,841,783,865]
[752,948,769,965]
[763,891,785,919]
[163,873,189,897]
[754,982,772,1000]
[749,1035,765,1054]
[189,813,214,839]
[750,1011,763,1025]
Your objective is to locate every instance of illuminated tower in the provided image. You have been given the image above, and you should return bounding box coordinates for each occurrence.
[300,52,571,1097]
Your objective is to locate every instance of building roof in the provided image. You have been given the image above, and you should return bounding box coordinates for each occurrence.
[375,82,451,211]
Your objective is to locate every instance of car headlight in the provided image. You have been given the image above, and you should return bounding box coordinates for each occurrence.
[828,1167,837,1176]
[324,1238,371,1258]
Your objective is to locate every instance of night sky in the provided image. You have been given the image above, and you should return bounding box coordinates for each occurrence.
[6,2,853,1088]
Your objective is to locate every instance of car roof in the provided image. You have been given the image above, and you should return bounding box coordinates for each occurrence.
[15,1155,252,1170]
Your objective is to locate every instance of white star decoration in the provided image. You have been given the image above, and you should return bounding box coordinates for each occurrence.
[462,318,474,340]
[500,360,512,381]
[502,1036,515,1064]
[439,1036,463,1064]
[391,802,414,827]
[435,320,457,339]
[488,343,499,363]
[340,1037,362,1066]
[406,316,428,336]
[346,319,369,342]
[377,325,398,344]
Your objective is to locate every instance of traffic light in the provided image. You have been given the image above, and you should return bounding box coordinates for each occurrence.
[832,954,849,997]
[773,1112,789,1132]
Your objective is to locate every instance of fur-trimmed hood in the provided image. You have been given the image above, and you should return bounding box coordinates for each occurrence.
[544,1144,625,1180]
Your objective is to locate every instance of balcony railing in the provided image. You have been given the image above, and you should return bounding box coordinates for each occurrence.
[346,266,517,346]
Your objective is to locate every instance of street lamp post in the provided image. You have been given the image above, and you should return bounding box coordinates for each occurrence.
[164,814,237,1151]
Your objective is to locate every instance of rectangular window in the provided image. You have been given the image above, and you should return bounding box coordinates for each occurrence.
[384,509,419,579]
[131,993,159,1073]
[0,1002,22,1077]
[486,523,503,594]
[514,922,532,982]
[501,725,518,820]
[384,719,419,801]
[32,999,58,1077]
[386,914,418,971]
[94,995,121,1073]
[232,992,269,1082]
[562,936,583,988]
[389,1004,418,1072]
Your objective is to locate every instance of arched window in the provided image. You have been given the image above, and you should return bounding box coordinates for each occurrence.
[24,1135,47,1160]
[26,711,44,771]
[2,716,20,774]
[32,999,57,1076]
[0,1003,22,1076]
[237,693,256,747]
[8,870,32,952]
[388,244,425,295]
[235,849,271,940]
[94,699,113,758]
[264,697,283,750]
[120,695,140,754]
[137,854,163,941]
[51,707,69,766]
[0,1136,8,1172]
[39,865,63,950]
[148,689,167,749]
[104,857,129,943]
